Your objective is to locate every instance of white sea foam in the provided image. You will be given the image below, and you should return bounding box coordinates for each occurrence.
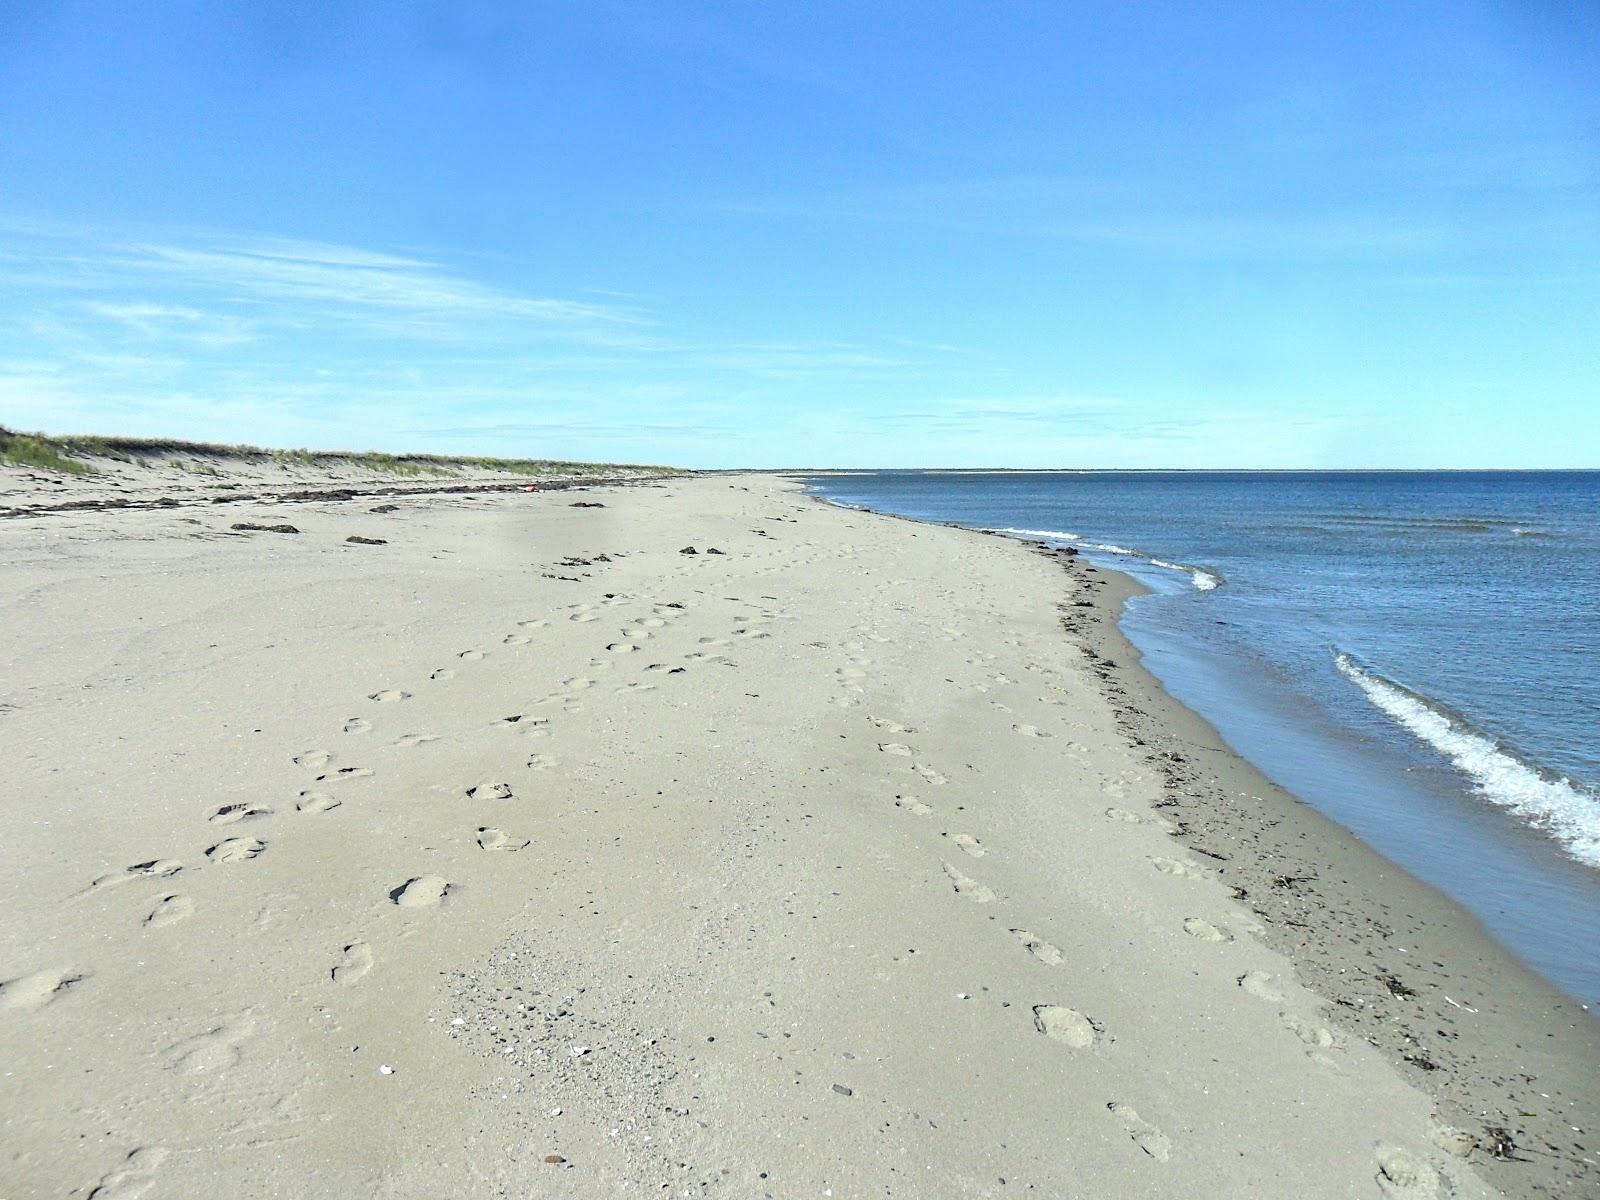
[1335,653,1600,868]
[1151,558,1221,591]
[998,530,1220,592]
[995,527,1083,541]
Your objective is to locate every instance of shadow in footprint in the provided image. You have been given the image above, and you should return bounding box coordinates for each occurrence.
[389,875,451,907]
[332,942,373,985]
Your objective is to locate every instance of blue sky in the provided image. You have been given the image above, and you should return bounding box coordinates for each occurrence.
[1,2,1596,468]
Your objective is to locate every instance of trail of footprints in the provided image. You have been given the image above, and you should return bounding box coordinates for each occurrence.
[45,588,756,1034]
[866,697,1369,1172]
[30,559,1410,1191]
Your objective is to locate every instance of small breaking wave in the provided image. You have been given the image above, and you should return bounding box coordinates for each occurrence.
[1334,652,1600,868]
[1152,558,1221,591]
[994,529,1221,592]
[994,526,1083,541]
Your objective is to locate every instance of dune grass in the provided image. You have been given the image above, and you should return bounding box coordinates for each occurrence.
[0,425,679,477]
[0,428,98,475]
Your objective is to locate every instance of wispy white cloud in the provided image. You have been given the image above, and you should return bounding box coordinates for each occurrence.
[0,221,984,461]
[82,300,256,347]
[704,183,1466,261]
[694,167,1600,265]
[0,225,653,346]
[122,239,638,328]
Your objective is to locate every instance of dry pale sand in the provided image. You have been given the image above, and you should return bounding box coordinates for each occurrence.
[1,470,1594,1199]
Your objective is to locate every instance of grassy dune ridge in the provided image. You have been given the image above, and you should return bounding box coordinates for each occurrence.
[0,425,678,478]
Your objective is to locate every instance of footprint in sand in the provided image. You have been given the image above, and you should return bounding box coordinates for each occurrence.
[209,803,272,825]
[466,782,514,801]
[343,717,371,734]
[429,668,455,681]
[1032,1005,1101,1049]
[895,796,934,817]
[0,968,87,1012]
[639,616,666,628]
[206,837,266,864]
[1238,970,1285,1003]
[332,942,373,985]
[369,689,411,703]
[1281,1012,1337,1049]
[606,642,639,654]
[1182,917,1229,942]
[1150,856,1200,878]
[570,612,599,623]
[869,717,915,734]
[1108,1102,1171,1162]
[1104,807,1142,823]
[878,743,914,757]
[941,862,995,903]
[82,860,183,895]
[518,618,550,629]
[915,764,949,786]
[85,1147,167,1200]
[1014,724,1052,738]
[1012,929,1064,966]
[390,875,451,907]
[165,1019,254,1073]
[296,791,340,813]
[144,894,195,928]
[1375,1145,1444,1199]
[476,826,529,852]
[948,833,986,857]
[293,750,330,770]
[458,649,485,661]
[393,733,436,748]
[525,753,556,771]
[503,634,532,646]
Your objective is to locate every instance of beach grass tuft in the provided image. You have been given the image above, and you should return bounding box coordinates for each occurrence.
[0,428,99,475]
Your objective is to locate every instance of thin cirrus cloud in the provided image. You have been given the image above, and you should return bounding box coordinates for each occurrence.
[0,224,652,346]
[0,221,966,459]
[707,187,1459,262]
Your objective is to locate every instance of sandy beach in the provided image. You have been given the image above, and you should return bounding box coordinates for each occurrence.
[1,466,1595,1199]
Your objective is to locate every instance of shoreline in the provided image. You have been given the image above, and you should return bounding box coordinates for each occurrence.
[2,469,1594,1197]
[803,487,1600,1196]
[1061,552,1600,1195]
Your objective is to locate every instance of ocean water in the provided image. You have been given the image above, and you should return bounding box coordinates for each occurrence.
[804,471,1600,1003]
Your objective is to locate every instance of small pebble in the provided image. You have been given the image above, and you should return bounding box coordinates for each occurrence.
[832,1083,853,1096]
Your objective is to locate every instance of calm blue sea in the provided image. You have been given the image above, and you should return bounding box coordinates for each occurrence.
[804,471,1600,1003]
